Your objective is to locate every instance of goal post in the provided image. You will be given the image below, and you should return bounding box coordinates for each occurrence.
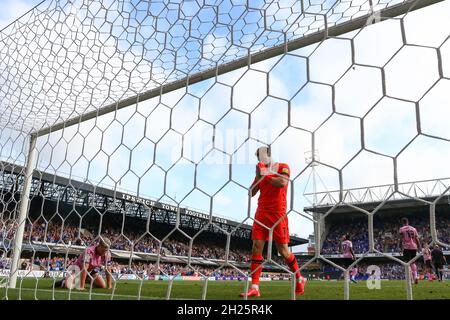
[7,135,37,289]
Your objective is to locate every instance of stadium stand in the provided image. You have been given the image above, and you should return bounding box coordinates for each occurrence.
[303,193,450,280]
[322,214,450,254]
[2,161,450,281]
[0,161,306,279]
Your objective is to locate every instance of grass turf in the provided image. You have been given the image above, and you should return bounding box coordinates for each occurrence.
[1,278,450,300]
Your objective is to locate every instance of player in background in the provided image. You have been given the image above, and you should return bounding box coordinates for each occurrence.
[54,237,113,290]
[399,217,421,285]
[422,242,433,281]
[239,146,306,298]
[431,244,447,282]
[340,234,357,283]
[350,265,358,284]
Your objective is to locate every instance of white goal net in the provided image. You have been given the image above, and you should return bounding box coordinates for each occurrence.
[0,0,449,300]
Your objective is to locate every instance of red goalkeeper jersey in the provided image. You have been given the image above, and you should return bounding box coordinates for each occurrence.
[256,162,290,214]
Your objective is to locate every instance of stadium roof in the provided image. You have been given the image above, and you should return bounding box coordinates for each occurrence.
[303,176,450,214]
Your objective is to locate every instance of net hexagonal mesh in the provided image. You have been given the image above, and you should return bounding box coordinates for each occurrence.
[0,0,449,300]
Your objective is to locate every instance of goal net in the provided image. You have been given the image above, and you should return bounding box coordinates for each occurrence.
[0,0,449,300]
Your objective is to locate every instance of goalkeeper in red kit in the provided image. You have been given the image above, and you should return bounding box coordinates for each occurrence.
[239,146,306,298]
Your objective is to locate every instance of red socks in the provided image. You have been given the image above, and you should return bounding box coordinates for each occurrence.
[251,253,300,285]
[250,254,264,285]
[286,253,300,280]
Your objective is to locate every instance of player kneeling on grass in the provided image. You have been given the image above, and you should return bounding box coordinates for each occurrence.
[240,146,306,298]
[54,237,112,290]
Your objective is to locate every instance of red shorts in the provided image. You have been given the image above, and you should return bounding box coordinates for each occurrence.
[251,210,289,244]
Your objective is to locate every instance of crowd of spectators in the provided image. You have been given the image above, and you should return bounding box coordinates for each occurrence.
[322,262,406,280]
[20,255,284,278]
[322,215,450,255]
[16,220,251,262]
[2,213,449,281]
[5,252,428,280]
[1,219,290,264]
[352,262,405,280]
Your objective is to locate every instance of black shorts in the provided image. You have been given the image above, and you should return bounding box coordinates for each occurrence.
[342,258,354,269]
[434,262,443,270]
[424,260,432,268]
[402,249,417,262]
[89,268,101,277]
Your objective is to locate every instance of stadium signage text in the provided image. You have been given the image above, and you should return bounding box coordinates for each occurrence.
[120,193,166,207]
[119,193,228,224]
[184,209,228,224]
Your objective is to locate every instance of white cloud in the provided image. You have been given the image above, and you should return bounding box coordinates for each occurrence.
[309,38,353,84]
[0,0,36,30]
[214,193,233,207]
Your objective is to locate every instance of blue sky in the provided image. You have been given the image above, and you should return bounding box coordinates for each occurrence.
[0,0,41,29]
[1,0,450,252]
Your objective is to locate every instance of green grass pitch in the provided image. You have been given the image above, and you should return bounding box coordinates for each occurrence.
[1,278,450,300]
